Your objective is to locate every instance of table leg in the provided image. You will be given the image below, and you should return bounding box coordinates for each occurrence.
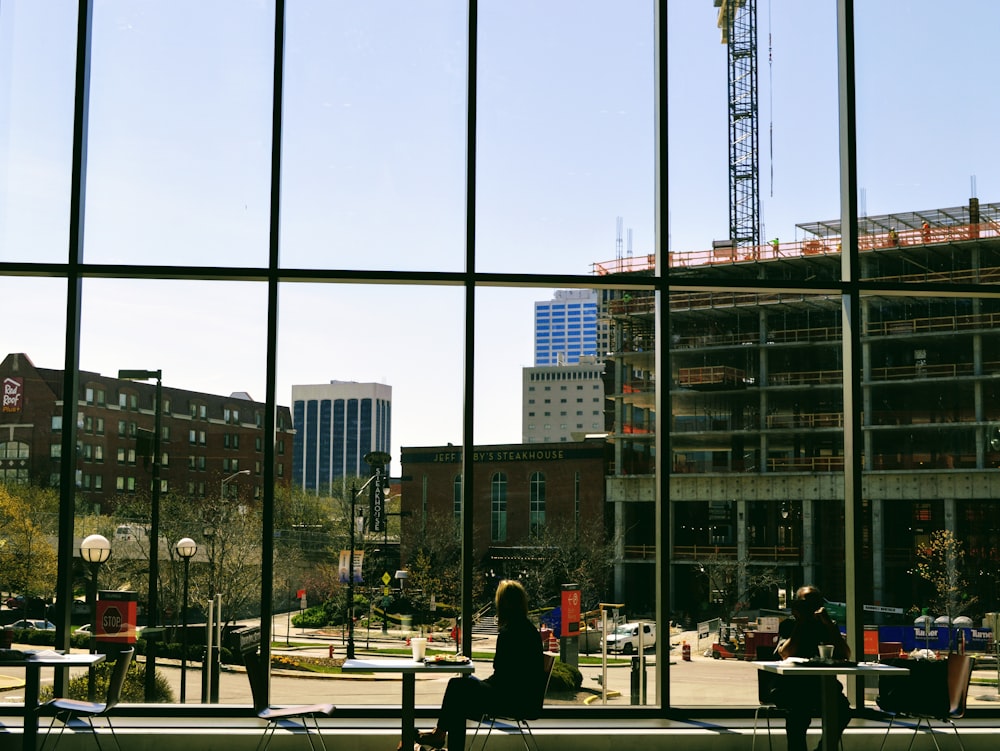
[819,675,837,751]
[23,664,40,751]
[402,672,416,749]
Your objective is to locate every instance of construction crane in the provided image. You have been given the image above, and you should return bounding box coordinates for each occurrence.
[714,0,761,251]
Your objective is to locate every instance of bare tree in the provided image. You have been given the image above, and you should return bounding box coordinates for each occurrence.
[696,553,780,639]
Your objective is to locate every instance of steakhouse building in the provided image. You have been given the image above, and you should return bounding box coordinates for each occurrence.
[0,353,293,509]
[399,440,609,580]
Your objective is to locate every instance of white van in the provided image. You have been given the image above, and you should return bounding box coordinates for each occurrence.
[114,524,145,541]
[605,621,656,654]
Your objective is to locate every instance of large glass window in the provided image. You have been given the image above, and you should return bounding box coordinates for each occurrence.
[6,0,1000,730]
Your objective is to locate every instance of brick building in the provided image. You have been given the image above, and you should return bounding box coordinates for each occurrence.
[0,353,294,510]
[399,440,609,575]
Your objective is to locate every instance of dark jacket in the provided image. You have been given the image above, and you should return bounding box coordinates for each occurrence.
[484,616,544,717]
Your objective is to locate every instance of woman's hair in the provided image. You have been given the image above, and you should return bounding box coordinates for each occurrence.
[494,579,529,627]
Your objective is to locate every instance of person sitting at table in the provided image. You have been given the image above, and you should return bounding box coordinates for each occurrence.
[413,579,543,750]
[774,585,852,751]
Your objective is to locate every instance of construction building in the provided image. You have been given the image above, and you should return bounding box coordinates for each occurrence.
[597,198,1000,619]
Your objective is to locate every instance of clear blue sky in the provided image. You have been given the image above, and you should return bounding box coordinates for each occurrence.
[2,1,997,474]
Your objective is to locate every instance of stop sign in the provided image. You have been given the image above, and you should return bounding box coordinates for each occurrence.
[96,592,137,643]
[102,606,123,635]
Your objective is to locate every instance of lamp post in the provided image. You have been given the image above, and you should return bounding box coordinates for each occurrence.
[346,481,362,659]
[345,452,391,659]
[175,537,197,703]
[118,368,162,702]
[80,534,111,702]
[220,468,250,500]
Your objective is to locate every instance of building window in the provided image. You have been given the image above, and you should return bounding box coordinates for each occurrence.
[51,415,63,431]
[85,387,94,404]
[118,420,126,437]
[529,471,545,536]
[453,474,462,520]
[0,441,29,459]
[491,472,507,542]
[50,444,61,458]
[96,417,105,435]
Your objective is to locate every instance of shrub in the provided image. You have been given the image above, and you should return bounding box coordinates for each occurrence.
[40,659,174,704]
[547,660,582,694]
[292,605,329,628]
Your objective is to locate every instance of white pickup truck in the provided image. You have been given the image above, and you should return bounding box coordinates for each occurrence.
[605,621,656,654]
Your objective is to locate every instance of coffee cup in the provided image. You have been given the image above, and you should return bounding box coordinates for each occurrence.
[411,637,427,661]
[817,644,834,661]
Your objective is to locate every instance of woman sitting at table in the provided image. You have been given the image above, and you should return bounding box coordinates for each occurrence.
[774,585,852,751]
[413,579,543,750]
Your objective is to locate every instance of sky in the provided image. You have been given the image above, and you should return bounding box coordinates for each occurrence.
[2,1,998,475]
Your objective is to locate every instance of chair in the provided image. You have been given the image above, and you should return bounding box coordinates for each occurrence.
[752,647,845,751]
[876,653,974,751]
[470,651,556,751]
[751,666,786,751]
[243,648,335,751]
[39,646,134,751]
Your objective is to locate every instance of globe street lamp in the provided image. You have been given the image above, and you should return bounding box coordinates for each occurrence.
[80,534,111,701]
[175,537,198,703]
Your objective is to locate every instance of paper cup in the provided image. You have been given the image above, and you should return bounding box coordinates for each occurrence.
[818,644,834,661]
[411,637,427,661]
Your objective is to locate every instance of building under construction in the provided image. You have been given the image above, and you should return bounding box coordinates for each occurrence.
[598,197,1000,619]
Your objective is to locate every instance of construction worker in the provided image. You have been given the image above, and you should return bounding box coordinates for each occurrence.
[888,227,899,246]
[922,221,931,243]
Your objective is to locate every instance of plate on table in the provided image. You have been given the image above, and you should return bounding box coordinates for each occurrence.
[424,654,471,665]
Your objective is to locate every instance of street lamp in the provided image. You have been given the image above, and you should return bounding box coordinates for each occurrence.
[220,469,250,500]
[80,534,111,701]
[175,537,197,703]
[345,452,391,659]
[118,368,162,702]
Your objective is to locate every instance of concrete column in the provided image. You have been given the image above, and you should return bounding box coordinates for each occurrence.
[871,499,884,606]
[801,499,816,585]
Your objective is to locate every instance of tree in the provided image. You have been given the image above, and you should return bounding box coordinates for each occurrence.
[405,510,464,620]
[519,519,618,613]
[913,529,977,644]
[696,553,780,636]
[0,485,58,602]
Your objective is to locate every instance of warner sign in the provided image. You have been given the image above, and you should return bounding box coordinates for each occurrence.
[2,377,23,413]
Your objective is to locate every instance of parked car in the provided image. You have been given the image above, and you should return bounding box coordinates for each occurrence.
[10,619,57,631]
[5,595,25,609]
[75,623,93,637]
[605,621,656,654]
[46,599,91,618]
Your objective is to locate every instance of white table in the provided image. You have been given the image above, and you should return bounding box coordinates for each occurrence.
[0,651,106,751]
[341,657,476,749]
[757,660,909,750]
